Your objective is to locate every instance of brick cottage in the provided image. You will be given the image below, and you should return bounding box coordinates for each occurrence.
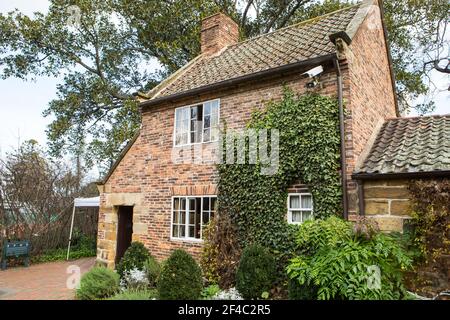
[95,0,450,267]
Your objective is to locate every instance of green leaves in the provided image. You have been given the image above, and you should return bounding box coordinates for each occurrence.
[287,217,413,300]
[217,90,342,278]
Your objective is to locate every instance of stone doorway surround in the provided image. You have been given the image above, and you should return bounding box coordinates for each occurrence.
[96,192,145,268]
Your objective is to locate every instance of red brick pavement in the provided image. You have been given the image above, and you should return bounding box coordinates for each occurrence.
[0,257,95,300]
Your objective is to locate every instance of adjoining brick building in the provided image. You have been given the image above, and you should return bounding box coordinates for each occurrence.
[95,0,448,268]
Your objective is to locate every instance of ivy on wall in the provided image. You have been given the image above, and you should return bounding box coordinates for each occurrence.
[217,89,342,266]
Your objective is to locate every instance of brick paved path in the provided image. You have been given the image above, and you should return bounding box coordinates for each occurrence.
[0,257,95,300]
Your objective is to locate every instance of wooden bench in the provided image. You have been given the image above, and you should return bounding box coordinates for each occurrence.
[1,240,30,270]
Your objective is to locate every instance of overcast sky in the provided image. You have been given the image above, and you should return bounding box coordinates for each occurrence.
[0,0,449,158]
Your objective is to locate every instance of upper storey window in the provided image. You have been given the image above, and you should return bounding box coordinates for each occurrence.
[174,99,220,146]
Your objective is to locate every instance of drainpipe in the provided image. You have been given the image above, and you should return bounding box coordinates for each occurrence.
[333,58,349,220]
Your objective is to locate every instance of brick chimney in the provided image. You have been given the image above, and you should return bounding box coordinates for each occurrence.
[201,13,239,56]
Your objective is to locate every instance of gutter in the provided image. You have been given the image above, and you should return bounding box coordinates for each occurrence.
[352,170,450,181]
[333,58,349,220]
[140,53,338,111]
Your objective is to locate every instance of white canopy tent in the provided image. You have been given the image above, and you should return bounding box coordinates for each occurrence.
[67,197,100,260]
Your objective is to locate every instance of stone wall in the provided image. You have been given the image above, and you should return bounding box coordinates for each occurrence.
[363,179,411,232]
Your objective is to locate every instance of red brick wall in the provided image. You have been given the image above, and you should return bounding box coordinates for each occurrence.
[97,67,341,264]
[201,13,239,56]
[344,4,397,214]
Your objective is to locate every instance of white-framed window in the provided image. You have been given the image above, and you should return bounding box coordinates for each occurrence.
[174,99,220,146]
[287,193,313,224]
[171,196,217,241]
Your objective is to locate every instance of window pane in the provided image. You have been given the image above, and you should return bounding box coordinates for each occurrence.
[290,196,300,209]
[204,102,211,116]
[180,212,186,224]
[180,198,186,210]
[203,128,211,142]
[204,115,211,129]
[174,198,179,211]
[301,195,313,209]
[180,226,185,237]
[203,211,210,225]
[302,211,312,221]
[189,226,195,238]
[291,211,302,223]
[173,211,179,223]
[211,198,218,211]
[203,197,210,211]
[172,225,179,238]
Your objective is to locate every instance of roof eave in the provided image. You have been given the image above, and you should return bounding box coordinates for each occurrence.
[97,130,141,186]
[352,170,450,181]
[140,53,338,111]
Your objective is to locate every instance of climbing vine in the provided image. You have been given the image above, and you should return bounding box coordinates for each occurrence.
[217,89,342,268]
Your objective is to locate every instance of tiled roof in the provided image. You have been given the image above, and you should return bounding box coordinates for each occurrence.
[147,2,367,100]
[356,115,450,175]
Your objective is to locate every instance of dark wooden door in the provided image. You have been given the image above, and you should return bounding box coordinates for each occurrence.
[115,206,133,264]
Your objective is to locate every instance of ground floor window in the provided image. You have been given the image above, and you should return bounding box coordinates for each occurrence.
[287,193,313,224]
[171,196,217,240]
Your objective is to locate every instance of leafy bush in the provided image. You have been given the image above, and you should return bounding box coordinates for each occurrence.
[107,289,158,300]
[287,216,413,300]
[235,244,277,299]
[158,249,203,300]
[287,278,317,300]
[201,284,221,300]
[143,256,161,287]
[76,267,119,300]
[218,91,341,272]
[201,214,241,288]
[116,242,150,278]
[120,268,149,290]
[33,234,96,263]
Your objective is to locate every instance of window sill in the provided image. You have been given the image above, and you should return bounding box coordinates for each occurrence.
[170,237,204,244]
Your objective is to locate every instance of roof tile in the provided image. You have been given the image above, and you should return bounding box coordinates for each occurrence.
[356,115,450,174]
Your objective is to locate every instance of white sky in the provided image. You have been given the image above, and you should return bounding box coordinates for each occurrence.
[0,0,449,158]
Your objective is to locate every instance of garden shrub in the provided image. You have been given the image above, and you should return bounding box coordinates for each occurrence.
[120,268,149,290]
[116,242,150,278]
[287,216,413,300]
[76,267,119,300]
[201,284,221,300]
[217,90,341,277]
[143,255,161,287]
[201,214,241,288]
[158,249,203,300]
[235,244,277,299]
[107,289,158,300]
[406,179,450,296]
[287,278,317,300]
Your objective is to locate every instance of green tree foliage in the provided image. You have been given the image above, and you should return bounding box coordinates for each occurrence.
[76,267,120,300]
[287,216,413,300]
[0,0,447,169]
[218,90,341,269]
[235,244,277,299]
[115,241,151,278]
[157,249,203,300]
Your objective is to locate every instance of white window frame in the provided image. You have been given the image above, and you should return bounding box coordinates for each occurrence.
[287,193,314,225]
[173,99,220,147]
[170,195,217,242]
